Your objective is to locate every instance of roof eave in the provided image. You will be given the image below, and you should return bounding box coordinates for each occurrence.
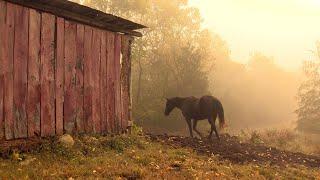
[4,0,145,37]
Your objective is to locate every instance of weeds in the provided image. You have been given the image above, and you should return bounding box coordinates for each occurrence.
[102,135,142,153]
[249,130,264,144]
[238,129,320,156]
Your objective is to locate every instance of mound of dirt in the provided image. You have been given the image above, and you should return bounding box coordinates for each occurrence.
[146,133,320,168]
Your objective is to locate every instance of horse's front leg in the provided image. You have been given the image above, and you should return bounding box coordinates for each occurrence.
[185,117,193,138]
[193,120,203,138]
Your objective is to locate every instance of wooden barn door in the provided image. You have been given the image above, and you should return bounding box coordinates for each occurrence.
[0,1,132,140]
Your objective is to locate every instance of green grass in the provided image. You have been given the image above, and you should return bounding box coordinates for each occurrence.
[0,134,319,179]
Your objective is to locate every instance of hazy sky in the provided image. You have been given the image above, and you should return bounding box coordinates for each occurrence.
[189,0,320,71]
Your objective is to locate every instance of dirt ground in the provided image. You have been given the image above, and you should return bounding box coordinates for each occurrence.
[146,133,320,168]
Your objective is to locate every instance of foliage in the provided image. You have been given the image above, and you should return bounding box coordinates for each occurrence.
[296,42,320,134]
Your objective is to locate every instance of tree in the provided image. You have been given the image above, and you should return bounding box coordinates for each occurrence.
[296,42,320,134]
[71,0,215,132]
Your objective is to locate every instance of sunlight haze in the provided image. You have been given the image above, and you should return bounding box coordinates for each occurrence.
[189,0,320,71]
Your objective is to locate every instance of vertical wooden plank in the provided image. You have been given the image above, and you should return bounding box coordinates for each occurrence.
[83,26,93,133]
[120,35,130,132]
[0,70,3,139]
[56,17,64,135]
[127,38,133,132]
[0,1,6,139]
[64,20,77,134]
[4,3,15,139]
[114,34,122,133]
[76,24,84,133]
[92,28,101,134]
[120,36,126,131]
[106,32,115,133]
[100,31,107,134]
[41,13,56,137]
[27,9,41,137]
[13,4,29,139]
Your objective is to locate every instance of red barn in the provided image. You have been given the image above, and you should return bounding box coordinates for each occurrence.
[0,0,145,140]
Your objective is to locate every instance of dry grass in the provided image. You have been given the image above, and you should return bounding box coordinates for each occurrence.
[0,131,320,179]
[238,129,320,156]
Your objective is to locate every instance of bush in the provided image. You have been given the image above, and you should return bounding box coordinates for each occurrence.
[102,135,145,153]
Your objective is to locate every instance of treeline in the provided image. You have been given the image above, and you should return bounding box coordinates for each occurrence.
[296,42,320,134]
[72,0,318,135]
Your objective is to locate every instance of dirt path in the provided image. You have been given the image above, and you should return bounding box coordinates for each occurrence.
[146,133,320,168]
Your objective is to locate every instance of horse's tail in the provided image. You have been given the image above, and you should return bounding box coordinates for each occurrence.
[216,100,225,129]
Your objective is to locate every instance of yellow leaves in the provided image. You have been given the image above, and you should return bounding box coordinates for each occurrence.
[19,157,37,166]
[250,170,261,177]
[149,161,160,170]
[132,155,140,160]
[214,172,226,177]
[11,151,21,161]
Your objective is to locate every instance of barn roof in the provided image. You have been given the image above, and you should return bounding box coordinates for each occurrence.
[5,0,146,37]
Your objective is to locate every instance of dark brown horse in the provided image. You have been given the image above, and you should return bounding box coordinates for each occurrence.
[164,96,225,140]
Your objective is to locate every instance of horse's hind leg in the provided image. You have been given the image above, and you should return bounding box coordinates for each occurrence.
[208,114,220,140]
[212,123,220,141]
[185,117,193,138]
[193,120,203,138]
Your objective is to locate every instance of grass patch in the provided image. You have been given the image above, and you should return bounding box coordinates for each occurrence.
[102,135,145,153]
[0,133,319,179]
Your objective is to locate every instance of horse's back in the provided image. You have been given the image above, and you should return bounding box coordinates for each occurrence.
[179,97,199,117]
[199,95,220,114]
[181,96,198,110]
[180,96,220,119]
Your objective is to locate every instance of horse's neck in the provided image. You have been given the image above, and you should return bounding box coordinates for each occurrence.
[175,97,186,109]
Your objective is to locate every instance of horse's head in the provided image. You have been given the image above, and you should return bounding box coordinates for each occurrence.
[164,98,176,116]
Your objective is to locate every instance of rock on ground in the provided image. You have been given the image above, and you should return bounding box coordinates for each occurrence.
[58,134,75,147]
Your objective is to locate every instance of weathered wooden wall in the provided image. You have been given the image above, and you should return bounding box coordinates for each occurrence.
[0,1,132,140]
